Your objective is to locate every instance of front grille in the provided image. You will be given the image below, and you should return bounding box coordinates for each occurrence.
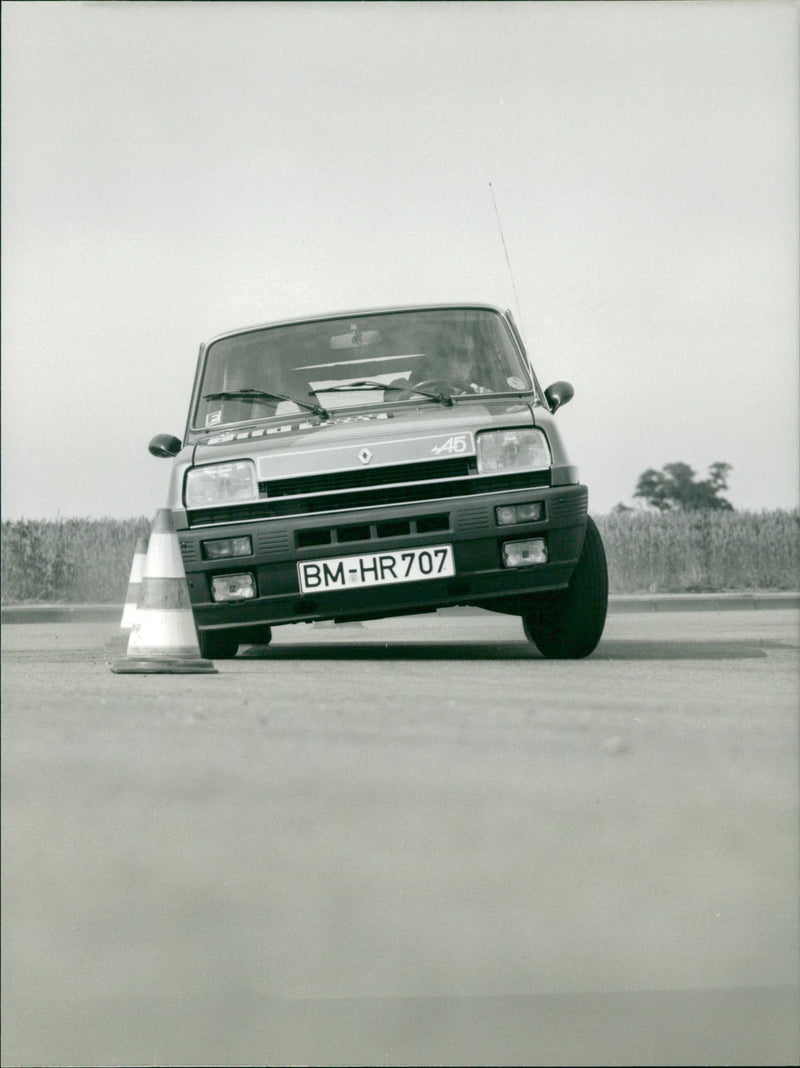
[458,504,491,534]
[255,529,292,554]
[295,513,449,549]
[187,470,551,527]
[261,457,471,497]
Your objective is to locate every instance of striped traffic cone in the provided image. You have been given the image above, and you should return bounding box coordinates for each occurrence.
[112,509,217,674]
[120,536,148,632]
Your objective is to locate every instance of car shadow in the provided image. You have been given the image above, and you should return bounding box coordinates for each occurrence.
[237,639,780,662]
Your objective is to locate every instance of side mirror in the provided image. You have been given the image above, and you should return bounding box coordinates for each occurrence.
[544,380,574,413]
[149,433,182,458]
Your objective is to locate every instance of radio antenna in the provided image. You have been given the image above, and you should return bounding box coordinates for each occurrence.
[489,182,525,333]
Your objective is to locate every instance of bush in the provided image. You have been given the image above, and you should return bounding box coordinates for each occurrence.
[1,517,151,604]
[596,509,800,593]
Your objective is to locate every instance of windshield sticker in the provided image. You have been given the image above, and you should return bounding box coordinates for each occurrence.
[206,410,222,427]
[507,376,526,391]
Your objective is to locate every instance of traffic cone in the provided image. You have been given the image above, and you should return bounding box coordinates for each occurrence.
[112,509,217,674]
[119,536,148,632]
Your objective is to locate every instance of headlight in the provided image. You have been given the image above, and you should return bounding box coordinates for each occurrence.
[185,460,258,508]
[476,428,551,473]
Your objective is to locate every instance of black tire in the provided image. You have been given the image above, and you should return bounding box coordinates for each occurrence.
[198,629,240,659]
[522,516,608,659]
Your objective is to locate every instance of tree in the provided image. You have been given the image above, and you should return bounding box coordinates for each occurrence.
[633,461,733,512]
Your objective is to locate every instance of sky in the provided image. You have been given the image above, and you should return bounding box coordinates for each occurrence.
[2,0,798,519]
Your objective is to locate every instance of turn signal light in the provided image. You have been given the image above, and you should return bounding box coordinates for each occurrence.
[202,536,253,560]
[496,502,544,526]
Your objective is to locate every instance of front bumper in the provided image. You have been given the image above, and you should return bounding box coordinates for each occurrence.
[177,483,589,632]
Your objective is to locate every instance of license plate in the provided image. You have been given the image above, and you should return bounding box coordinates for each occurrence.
[298,544,455,592]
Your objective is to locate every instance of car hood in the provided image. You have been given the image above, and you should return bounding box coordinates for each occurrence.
[191,400,536,478]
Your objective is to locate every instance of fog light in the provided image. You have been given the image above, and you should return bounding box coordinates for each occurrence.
[211,573,256,602]
[502,538,547,567]
[203,536,252,560]
[496,501,544,525]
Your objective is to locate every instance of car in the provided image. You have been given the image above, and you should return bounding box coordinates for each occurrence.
[149,303,608,658]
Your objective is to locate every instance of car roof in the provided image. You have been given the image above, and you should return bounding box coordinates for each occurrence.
[205,303,510,345]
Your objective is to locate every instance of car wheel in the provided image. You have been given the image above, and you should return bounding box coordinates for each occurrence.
[522,516,608,659]
[198,630,240,659]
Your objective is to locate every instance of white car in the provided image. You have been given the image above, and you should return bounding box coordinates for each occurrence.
[150,303,608,658]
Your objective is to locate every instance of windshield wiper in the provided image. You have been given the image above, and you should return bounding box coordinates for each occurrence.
[312,379,395,393]
[312,380,454,407]
[203,388,329,420]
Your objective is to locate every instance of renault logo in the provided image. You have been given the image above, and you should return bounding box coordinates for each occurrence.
[358,448,373,465]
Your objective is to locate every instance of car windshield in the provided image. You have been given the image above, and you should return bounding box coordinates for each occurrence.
[193,306,534,430]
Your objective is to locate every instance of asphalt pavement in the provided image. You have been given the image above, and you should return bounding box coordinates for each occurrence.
[2,608,798,1066]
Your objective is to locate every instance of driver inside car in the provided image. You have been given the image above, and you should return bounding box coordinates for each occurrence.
[388,335,491,398]
[434,337,491,394]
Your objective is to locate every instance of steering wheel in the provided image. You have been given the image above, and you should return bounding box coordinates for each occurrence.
[396,377,473,400]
